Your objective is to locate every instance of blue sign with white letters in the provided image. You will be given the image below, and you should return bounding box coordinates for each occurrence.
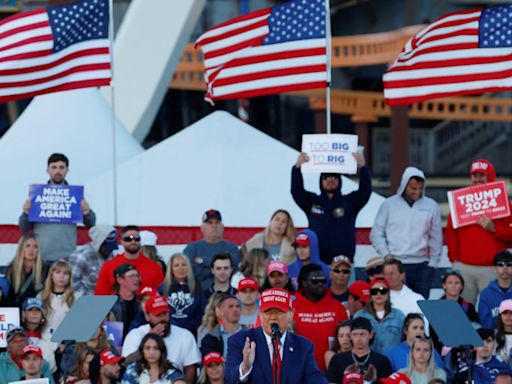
[28,184,83,223]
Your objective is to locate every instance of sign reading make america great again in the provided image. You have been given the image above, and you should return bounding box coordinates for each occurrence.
[28,184,84,224]
[448,180,511,229]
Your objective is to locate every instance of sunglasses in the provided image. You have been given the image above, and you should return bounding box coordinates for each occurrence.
[370,287,389,295]
[496,261,512,267]
[122,235,141,242]
[308,276,327,285]
[332,268,351,275]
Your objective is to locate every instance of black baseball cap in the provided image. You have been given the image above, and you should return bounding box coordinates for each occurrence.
[114,264,137,279]
[202,209,222,222]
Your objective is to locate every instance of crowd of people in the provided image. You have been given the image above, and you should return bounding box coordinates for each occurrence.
[0,152,511,384]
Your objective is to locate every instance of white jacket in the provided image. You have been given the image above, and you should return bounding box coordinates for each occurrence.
[370,167,442,266]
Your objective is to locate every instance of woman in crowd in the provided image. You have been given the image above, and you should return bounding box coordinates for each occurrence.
[197,293,224,344]
[354,277,405,353]
[260,260,295,294]
[21,297,57,372]
[59,347,95,384]
[430,271,479,352]
[121,333,182,383]
[162,253,206,337]
[60,326,113,381]
[197,352,224,384]
[230,247,268,289]
[244,209,296,263]
[386,313,443,371]
[496,299,512,367]
[139,230,166,274]
[399,336,446,384]
[38,260,80,340]
[5,233,48,307]
[324,320,352,369]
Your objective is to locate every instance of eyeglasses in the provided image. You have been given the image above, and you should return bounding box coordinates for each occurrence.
[496,261,512,267]
[122,235,141,242]
[370,287,389,295]
[308,276,327,285]
[332,268,351,275]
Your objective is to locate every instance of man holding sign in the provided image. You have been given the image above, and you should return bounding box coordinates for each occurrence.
[18,153,96,263]
[291,149,371,264]
[446,159,512,305]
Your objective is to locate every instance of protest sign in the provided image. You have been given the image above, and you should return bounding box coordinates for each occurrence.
[103,321,123,349]
[301,134,358,174]
[28,184,84,224]
[448,180,511,228]
[0,307,20,348]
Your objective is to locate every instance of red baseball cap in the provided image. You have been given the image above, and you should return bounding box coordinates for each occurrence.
[370,277,391,289]
[348,281,370,304]
[266,261,288,276]
[145,295,170,316]
[140,286,155,297]
[238,277,259,292]
[470,159,496,181]
[100,349,123,366]
[379,372,411,384]
[260,288,292,313]
[203,352,224,366]
[343,371,364,384]
[22,345,42,358]
[292,233,310,247]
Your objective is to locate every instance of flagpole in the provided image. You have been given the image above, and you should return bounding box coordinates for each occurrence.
[325,0,332,134]
[108,0,118,226]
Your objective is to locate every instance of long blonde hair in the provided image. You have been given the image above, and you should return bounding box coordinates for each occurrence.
[264,209,296,244]
[39,260,76,318]
[7,233,44,294]
[198,293,224,336]
[163,253,197,295]
[238,246,268,287]
[404,337,437,379]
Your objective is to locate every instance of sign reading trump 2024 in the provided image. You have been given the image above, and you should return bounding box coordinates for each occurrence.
[28,184,84,224]
[301,134,358,174]
[448,180,511,228]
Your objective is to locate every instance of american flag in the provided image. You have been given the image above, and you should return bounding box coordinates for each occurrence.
[195,0,328,104]
[383,5,512,106]
[0,0,110,103]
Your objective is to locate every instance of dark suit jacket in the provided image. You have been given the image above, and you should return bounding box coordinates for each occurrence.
[224,327,327,384]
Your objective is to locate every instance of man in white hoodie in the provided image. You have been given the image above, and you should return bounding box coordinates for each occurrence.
[370,166,442,299]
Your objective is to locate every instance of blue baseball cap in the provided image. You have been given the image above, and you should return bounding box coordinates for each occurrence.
[23,297,44,312]
[101,230,118,253]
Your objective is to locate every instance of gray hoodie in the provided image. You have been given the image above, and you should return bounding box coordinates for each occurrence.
[370,167,442,266]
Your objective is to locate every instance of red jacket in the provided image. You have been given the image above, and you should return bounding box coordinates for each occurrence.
[94,253,164,295]
[292,291,348,371]
[446,208,512,266]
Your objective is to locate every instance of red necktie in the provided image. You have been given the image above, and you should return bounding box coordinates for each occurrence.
[271,338,282,384]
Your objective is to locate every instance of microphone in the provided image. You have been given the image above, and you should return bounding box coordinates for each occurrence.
[270,323,282,340]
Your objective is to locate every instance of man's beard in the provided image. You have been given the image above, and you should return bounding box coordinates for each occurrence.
[149,320,170,338]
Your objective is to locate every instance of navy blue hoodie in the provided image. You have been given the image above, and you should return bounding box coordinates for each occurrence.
[291,165,372,263]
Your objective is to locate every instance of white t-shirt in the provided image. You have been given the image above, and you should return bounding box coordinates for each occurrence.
[122,324,201,370]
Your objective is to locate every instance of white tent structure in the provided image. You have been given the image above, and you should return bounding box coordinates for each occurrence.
[0,89,144,224]
[86,111,385,228]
